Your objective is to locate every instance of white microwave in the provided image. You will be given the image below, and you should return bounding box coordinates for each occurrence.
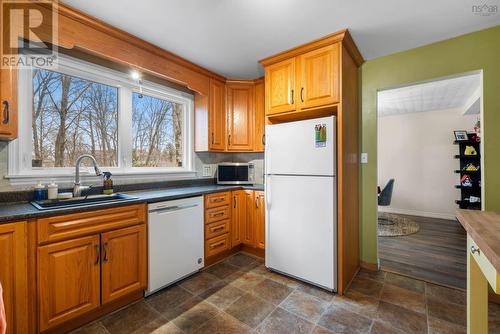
[217,163,255,185]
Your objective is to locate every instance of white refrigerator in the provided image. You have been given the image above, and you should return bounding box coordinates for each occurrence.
[265,116,337,291]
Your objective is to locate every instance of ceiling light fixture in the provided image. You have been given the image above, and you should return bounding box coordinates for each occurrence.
[130,70,141,80]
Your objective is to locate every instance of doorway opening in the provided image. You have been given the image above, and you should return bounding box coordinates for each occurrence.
[376,72,483,290]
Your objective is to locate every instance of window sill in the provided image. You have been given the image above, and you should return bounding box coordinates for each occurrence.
[5,170,198,187]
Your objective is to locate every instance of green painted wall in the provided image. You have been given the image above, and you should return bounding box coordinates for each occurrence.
[360,25,500,264]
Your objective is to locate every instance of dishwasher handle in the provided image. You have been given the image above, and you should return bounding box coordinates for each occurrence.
[149,203,199,214]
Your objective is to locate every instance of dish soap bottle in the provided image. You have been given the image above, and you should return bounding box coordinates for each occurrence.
[103,172,113,195]
[34,181,45,201]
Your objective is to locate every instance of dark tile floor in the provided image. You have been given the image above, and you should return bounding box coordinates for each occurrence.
[72,253,500,334]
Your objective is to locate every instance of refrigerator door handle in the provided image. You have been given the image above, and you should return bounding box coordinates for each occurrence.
[265,175,271,209]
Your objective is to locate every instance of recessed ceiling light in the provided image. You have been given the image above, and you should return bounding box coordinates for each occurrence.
[130,70,141,80]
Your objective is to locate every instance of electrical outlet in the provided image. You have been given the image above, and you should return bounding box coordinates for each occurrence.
[202,165,212,177]
[360,153,368,164]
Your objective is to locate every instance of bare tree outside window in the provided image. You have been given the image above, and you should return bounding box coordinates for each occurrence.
[132,93,183,167]
[32,68,118,167]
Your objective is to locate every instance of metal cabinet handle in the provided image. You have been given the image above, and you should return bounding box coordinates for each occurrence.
[300,88,304,103]
[95,244,100,264]
[290,89,294,104]
[211,132,214,144]
[255,196,259,208]
[228,134,231,146]
[233,196,236,208]
[262,134,265,146]
[213,198,224,203]
[471,245,480,255]
[2,101,9,125]
[103,242,109,262]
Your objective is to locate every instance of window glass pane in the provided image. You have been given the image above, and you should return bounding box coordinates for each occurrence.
[32,68,118,167]
[132,93,184,167]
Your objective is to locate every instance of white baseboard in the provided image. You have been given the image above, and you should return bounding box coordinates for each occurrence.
[378,207,456,220]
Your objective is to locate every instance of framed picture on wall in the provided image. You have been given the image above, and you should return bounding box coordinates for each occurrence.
[454,130,468,141]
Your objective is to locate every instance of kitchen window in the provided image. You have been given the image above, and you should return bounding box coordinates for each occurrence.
[8,55,194,185]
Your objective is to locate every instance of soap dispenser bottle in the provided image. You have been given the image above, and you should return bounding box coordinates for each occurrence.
[103,172,113,195]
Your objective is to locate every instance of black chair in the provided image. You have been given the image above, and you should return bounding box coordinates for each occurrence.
[378,179,395,206]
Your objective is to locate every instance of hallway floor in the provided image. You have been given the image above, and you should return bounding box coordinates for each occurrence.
[378,213,467,289]
[71,253,500,334]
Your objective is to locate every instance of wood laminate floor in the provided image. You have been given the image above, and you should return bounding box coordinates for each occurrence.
[378,213,467,290]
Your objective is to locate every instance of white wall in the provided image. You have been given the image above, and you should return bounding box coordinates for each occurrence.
[378,108,477,219]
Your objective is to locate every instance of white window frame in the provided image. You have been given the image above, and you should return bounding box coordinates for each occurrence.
[7,55,195,186]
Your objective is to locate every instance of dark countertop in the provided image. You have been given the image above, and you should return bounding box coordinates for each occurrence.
[0,184,264,224]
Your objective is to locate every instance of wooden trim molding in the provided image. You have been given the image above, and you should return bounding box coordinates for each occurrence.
[43,1,225,83]
[360,261,380,272]
[259,29,364,67]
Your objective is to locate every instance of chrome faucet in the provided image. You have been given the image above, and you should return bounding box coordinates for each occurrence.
[73,155,102,197]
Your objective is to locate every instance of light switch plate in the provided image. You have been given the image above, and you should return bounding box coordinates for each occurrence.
[202,165,212,177]
[361,153,368,164]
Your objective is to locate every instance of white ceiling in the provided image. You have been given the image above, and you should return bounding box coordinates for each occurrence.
[63,0,500,78]
[377,73,481,117]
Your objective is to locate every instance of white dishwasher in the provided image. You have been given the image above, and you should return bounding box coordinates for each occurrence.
[146,196,204,296]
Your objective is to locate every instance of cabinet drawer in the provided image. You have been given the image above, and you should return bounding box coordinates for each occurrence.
[205,233,230,258]
[205,205,230,224]
[37,204,146,244]
[468,235,500,293]
[205,192,230,209]
[205,219,230,239]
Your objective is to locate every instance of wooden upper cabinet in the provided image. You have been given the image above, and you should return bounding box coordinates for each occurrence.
[0,222,27,334]
[101,225,147,304]
[231,190,245,247]
[265,58,296,115]
[298,44,340,109]
[0,67,18,140]
[208,78,226,150]
[38,235,101,331]
[242,190,255,247]
[254,79,265,151]
[255,191,265,250]
[226,82,254,151]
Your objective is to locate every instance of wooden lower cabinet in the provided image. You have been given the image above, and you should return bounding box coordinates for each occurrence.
[36,205,147,332]
[242,190,256,247]
[101,225,147,304]
[0,222,28,334]
[205,190,265,264]
[38,236,101,332]
[255,191,265,250]
[231,190,245,247]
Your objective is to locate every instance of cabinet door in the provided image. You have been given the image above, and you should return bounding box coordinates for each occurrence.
[101,225,146,304]
[231,190,245,247]
[226,82,254,151]
[0,222,27,334]
[242,190,255,247]
[298,44,340,110]
[38,235,100,331]
[265,58,296,115]
[208,78,226,151]
[254,79,265,151]
[0,67,18,140]
[255,191,265,250]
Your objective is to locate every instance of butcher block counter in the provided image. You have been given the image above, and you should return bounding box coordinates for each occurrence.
[456,209,500,334]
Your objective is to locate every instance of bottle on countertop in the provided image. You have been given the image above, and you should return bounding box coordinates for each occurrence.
[103,172,113,195]
[34,181,45,201]
[47,181,58,200]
